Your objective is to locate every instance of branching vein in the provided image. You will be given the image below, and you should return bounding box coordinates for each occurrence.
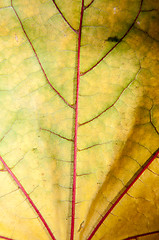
[123,230,159,240]
[79,69,140,126]
[81,0,144,75]
[87,148,159,240]
[40,128,73,142]
[11,0,73,109]
[0,156,57,240]
[51,0,78,33]
[84,0,95,10]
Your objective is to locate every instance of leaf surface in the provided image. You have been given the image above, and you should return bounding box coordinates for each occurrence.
[0,0,159,240]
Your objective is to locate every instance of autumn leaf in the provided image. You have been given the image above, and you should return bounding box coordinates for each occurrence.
[0,0,159,240]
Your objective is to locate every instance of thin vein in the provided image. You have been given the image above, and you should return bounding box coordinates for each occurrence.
[130,140,152,155]
[0,156,57,240]
[150,108,159,135]
[78,143,101,151]
[81,0,143,76]
[76,173,92,177]
[87,148,159,240]
[51,0,78,33]
[40,128,73,142]
[134,26,159,43]
[0,123,15,143]
[0,6,11,10]
[148,167,159,176]
[141,9,157,12]
[123,230,159,239]
[78,141,113,151]
[55,184,72,190]
[84,0,95,10]
[79,71,138,126]
[11,0,72,108]
[0,188,19,199]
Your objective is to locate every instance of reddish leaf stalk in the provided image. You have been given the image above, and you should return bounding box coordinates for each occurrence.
[70,1,84,240]
[0,156,56,240]
[87,149,159,240]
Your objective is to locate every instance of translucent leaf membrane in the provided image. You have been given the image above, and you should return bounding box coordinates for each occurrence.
[0,0,159,239]
[0,1,74,239]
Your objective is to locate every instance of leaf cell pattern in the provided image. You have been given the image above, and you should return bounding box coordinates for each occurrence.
[0,0,159,240]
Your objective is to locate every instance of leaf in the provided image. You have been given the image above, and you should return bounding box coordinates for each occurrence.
[0,0,159,240]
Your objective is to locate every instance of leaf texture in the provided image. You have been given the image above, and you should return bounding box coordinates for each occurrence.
[0,0,159,240]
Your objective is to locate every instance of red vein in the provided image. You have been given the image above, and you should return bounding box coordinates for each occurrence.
[84,0,95,9]
[0,156,56,240]
[87,148,159,240]
[11,0,72,108]
[51,0,78,33]
[79,94,123,126]
[81,0,143,76]
[0,236,14,240]
[79,72,138,126]
[78,141,112,151]
[70,1,84,240]
[40,128,73,142]
[123,230,159,239]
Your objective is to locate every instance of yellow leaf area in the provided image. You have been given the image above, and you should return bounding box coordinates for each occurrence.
[0,1,158,240]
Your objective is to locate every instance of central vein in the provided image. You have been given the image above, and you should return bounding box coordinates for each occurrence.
[70,1,85,240]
